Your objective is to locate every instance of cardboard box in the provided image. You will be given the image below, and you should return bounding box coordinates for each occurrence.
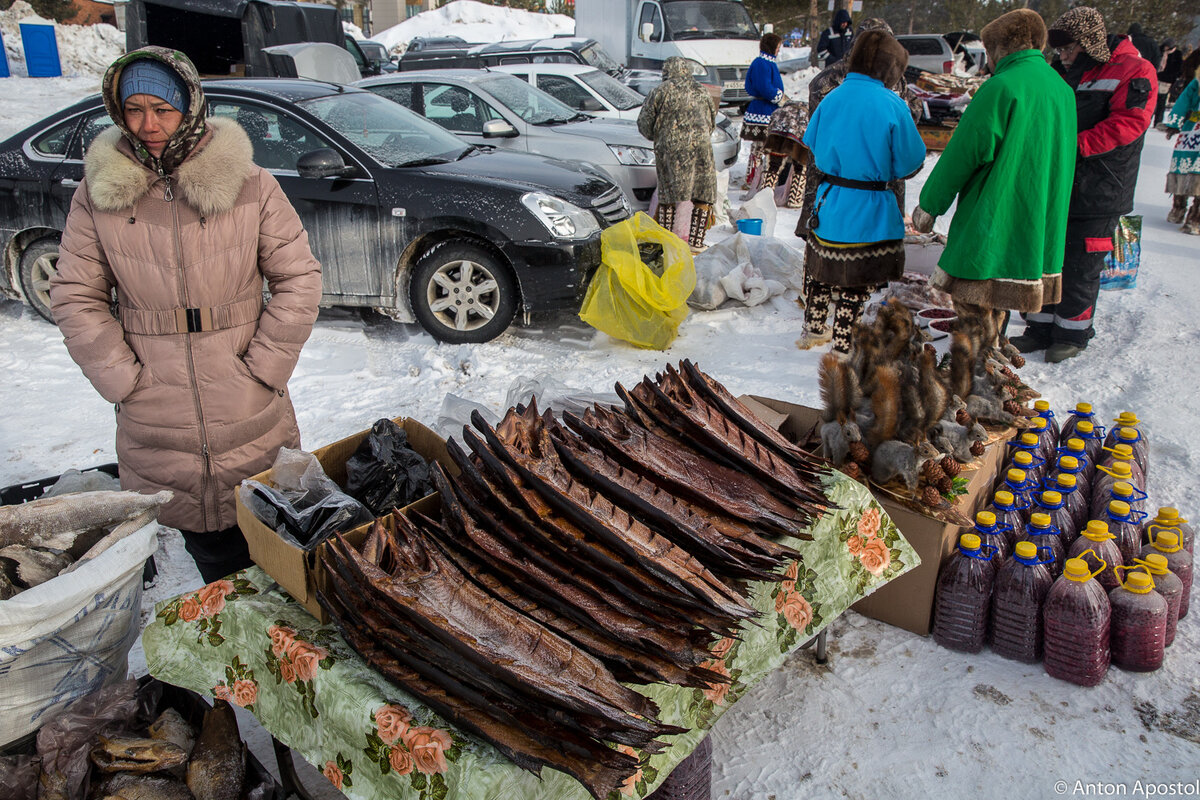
[738,395,1015,636]
[237,417,453,621]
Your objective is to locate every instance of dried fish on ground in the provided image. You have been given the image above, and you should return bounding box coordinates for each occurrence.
[186,701,244,800]
[91,772,195,800]
[0,544,71,588]
[89,736,189,774]
[0,490,171,551]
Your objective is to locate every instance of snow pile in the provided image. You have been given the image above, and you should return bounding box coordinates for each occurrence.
[372,0,573,54]
[342,20,366,40]
[0,1,122,79]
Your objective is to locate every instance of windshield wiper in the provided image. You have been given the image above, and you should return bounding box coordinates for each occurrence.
[394,156,453,167]
[455,145,479,160]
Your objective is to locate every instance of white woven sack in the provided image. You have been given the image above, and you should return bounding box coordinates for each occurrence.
[0,521,158,747]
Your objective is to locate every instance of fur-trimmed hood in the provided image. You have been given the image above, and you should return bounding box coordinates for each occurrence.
[84,117,255,217]
[847,30,908,89]
[981,10,1048,65]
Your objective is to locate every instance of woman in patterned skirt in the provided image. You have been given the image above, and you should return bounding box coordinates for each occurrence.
[741,32,787,191]
[1164,56,1200,235]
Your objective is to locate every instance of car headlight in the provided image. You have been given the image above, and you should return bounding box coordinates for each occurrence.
[609,144,656,166]
[686,59,707,78]
[521,192,601,240]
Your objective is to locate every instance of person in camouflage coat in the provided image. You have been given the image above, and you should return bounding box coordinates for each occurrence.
[797,18,923,237]
[638,56,718,251]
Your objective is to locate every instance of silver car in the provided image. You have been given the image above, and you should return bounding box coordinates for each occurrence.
[492,62,740,170]
[357,70,659,210]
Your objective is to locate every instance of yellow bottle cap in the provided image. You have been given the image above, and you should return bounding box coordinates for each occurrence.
[1059,455,1080,470]
[1041,490,1062,505]
[1065,438,1085,453]
[1020,433,1040,447]
[1124,571,1155,593]
[1056,473,1077,489]
[1156,507,1181,523]
[1006,468,1028,483]
[1118,427,1139,442]
[1015,541,1037,559]
[1109,500,1131,516]
[1113,481,1133,498]
[1111,443,1134,459]
[960,533,981,550]
[1077,421,1095,435]
[994,490,1015,505]
[1014,451,1034,466]
[1153,531,1181,552]
[1115,412,1139,426]
[1075,402,1093,414]
[1140,554,1169,575]
[1033,417,1048,430]
[1064,557,1093,581]
[976,511,996,527]
[1083,520,1112,540]
[1108,462,1133,479]
[1030,512,1051,527]
[1035,400,1051,412]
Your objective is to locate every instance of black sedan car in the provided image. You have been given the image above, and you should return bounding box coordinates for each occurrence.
[0,79,630,343]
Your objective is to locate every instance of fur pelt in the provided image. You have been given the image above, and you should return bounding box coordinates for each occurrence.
[84,117,255,217]
[846,30,908,89]
[981,9,1048,64]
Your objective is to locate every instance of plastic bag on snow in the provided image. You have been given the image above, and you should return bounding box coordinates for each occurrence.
[579,212,696,350]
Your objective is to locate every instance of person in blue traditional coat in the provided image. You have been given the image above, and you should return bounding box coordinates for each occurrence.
[799,30,927,353]
[741,32,788,190]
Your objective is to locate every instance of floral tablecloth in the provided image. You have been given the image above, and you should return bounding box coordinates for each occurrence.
[144,471,918,800]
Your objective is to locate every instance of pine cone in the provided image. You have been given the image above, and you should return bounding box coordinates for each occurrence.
[937,475,954,495]
[922,485,944,508]
[956,408,972,426]
[1003,399,1023,417]
[842,461,862,480]
[848,441,871,465]
[1001,366,1017,381]
[970,439,986,457]
[940,456,961,477]
[1010,353,1026,368]
[923,460,947,484]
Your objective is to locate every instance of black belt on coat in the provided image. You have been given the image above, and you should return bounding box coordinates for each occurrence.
[820,174,890,191]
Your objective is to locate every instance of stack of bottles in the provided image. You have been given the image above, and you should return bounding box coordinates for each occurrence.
[930,402,1193,685]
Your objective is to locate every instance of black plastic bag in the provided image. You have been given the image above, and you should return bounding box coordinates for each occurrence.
[239,482,373,551]
[344,419,433,515]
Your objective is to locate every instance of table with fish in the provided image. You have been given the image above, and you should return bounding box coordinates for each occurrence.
[143,466,917,800]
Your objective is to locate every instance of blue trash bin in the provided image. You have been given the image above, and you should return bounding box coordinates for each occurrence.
[0,29,10,78]
[20,22,62,78]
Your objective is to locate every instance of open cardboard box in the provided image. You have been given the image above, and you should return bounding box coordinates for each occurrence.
[738,395,1015,636]
[236,417,454,621]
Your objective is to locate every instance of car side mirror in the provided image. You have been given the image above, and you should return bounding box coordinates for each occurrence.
[297,148,356,178]
[481,119,519,139]
[641,22,654,42]
[580,97,604,112]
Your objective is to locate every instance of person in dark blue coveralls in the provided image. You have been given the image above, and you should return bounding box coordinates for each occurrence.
[817,9,854,68]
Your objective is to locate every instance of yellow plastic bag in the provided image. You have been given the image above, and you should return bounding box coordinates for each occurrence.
[579,212,696,349]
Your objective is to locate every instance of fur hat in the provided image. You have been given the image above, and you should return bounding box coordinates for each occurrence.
[846,30,908,88]
[981,9,1047,65]
[1048,6,1110,64]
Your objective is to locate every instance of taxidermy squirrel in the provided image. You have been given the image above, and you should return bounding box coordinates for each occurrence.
[930,418,988,462]
[818,352,863,465]
[871,439,941,492]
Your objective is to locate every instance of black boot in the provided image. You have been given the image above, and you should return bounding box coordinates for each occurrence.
[688,203,712,253]
[1184,199,1200,235]
[1010,322,1052,353]
[655,202,676,231]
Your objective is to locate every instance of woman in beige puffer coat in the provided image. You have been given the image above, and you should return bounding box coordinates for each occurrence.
[50,47,322,583]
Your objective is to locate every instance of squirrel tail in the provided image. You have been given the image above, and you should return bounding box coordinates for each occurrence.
[869,364,901,447]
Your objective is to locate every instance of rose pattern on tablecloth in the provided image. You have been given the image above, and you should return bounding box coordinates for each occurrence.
[262,621,342,718]
[212,655,259,712]
[143,469,919,800]
[155,577,257,646]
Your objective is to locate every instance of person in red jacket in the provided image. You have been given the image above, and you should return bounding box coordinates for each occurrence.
[1011,7,1158,363]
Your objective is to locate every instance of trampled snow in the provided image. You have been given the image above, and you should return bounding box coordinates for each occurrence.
[1,4,1198,797]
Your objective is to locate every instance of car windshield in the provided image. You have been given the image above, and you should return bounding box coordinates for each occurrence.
[579,43,622,74]
[578,69,644,110]
[361,42,389,60]
[664,1,758,40]
[476,74,580,125]
[296,91,467,167]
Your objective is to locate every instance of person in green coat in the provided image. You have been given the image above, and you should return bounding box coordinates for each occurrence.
[912,9,1076,349]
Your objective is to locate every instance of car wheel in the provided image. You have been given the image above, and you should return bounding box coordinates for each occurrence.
[409,241,517,344]
[18,236,61,324]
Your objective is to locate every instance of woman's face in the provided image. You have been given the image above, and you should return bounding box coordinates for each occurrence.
[123,93,183,157]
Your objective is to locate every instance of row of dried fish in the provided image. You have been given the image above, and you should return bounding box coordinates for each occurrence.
[0,490,171,600]
[318,362,834,799]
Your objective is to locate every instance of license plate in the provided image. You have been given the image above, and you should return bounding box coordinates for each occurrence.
[722,80,741,90]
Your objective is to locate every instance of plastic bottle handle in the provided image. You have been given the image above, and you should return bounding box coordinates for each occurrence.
[1074,548,1108,580]
[1114,564,1152,588]
[1133,557,1165,576]
[1094,463,1124,479]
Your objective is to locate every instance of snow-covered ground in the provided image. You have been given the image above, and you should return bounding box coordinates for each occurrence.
[2,4,1199,797]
